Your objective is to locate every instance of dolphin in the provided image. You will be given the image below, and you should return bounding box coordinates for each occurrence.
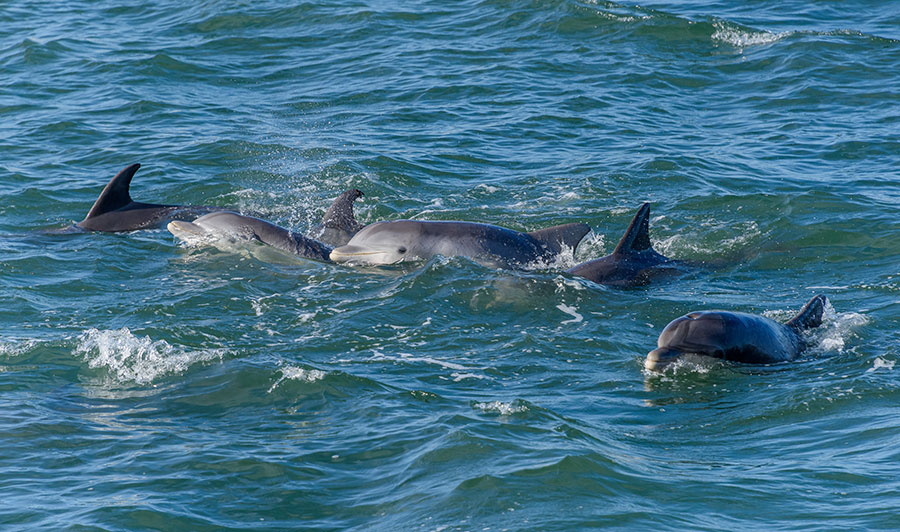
[328,219,591,269]
[567,203,686,286]
[75,163,226,232]
[167,212,333,262]
[309,188,364,247]
[645,294,828,371]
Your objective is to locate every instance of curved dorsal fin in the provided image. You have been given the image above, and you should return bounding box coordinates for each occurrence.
[527,223,591,255]
[786,294,827,331]
[84,163,140,219]
[612,202,652,255]
[321,189,363,232]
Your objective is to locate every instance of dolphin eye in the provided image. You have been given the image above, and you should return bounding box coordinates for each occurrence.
[398,247,407,254]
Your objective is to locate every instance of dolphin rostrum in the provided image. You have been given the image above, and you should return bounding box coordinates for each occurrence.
[645,294,828,371]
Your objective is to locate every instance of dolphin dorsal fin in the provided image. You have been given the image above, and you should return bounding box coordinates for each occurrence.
[84,163,140,219]
[786,294,827,331]
[321,189,364,232]
[527,223,591,255]
[612,202,653,255]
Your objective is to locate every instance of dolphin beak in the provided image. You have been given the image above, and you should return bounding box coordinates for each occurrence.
[644,347,683,372]
[329,245,381,263]
[167,221,207,238]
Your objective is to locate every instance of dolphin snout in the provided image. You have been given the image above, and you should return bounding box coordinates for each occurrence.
[330,245,383,263]
[644,347,683,372]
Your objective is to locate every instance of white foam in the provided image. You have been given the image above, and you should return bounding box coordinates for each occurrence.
[805,301,868,354]
[75,328,225,385]
[557,303,584,325]
[0,339,36,357]
[656,221,760,258]
[711,21,784,48]
[474,184,498,194]
[474,401,528,416]
[268,365,327,392]
[370,350,487,379]
[867,358,895,372]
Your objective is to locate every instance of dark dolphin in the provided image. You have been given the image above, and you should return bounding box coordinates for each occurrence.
[567,203,686,286]
[168,212,333,263]
[328,219,591,269]
[75,163,226,232]
[309,189,364,247]
[645,294,828,371]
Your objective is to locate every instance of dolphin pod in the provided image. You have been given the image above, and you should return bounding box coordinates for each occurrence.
[59,163,845,373]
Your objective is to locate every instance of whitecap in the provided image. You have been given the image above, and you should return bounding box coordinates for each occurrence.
[474,401,528,416]
[0,339,37,357]
[711,21,785,48]
[268,365,327,392]
[557,303,584,325]
[867,358,895,372]
[74,328,225,385]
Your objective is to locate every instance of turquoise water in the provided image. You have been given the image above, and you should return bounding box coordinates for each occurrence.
[2,1,898,530]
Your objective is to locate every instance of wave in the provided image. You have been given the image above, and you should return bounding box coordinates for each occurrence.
[74,328,226,385]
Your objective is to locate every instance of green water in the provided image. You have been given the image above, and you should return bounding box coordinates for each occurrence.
[1,1,898,530]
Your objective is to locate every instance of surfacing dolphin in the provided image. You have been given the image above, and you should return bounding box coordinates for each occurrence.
[168,212,333,263]
[645,294,828,372]
[75,163,226,232]
[567,203,686,286]
[309,188,364,247]
[328,219,591,269]
[167,187,364,260]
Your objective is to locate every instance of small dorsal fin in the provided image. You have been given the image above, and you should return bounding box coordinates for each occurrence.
[786,294,827,331]
[321,189,363,232]
[84,163,140,219]
[612,202,652,255]
[527,223,591,255]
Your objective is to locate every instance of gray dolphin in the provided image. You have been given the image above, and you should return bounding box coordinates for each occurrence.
[567,203,685,286]
[645,294,828,371]
[309,188,364,247]
[328,219,591,269]
[168,212,333,262]
[76,163,226,232]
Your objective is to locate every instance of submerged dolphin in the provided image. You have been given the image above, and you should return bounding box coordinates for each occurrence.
[168,212,333,262]
[645,294,828,371]
[309,188,364,247]
[75,163,225,232]
[167,187,363,260]
[567,203,685,286]
[328,219,591,269]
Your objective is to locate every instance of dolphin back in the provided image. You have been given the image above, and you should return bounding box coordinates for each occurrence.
[613,202,652,255]
[83,163,142,220]
[527,223,591,255]
[312,189,364,247]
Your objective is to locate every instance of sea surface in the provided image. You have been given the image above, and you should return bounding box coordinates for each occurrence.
[1,1,898,530]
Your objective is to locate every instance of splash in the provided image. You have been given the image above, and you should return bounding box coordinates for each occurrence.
[655,220,760,259]
[75,328,225,385]
[474,400,529,416]
[711,20,785,48]
[557,303,584,325]
[867,357,895,373]
[268,365,327,392]
[803,300,868,354]
[0,339,37,357]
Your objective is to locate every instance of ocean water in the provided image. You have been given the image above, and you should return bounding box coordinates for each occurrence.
[1,1,898,530]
